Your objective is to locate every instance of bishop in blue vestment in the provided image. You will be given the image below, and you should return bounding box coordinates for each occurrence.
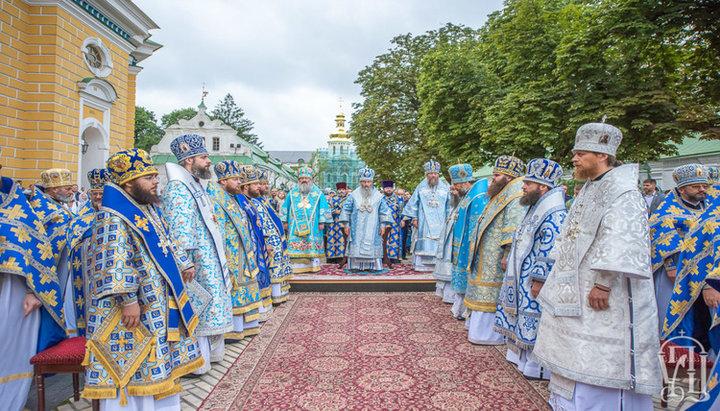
[402,160,451,272]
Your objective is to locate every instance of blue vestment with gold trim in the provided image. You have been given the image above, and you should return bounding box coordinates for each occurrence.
[463,178,526,312]
[650,188,706,334]
[206,182,262,336]
[0,177,66,351]
[66,209,96,337]
[280,186,331,259]
[326,196,347,259]
[450,179,488,295]
[254,197,293,303]
[382,195,405,260]
[237,194,271,304]
[82,183,203,403]
[661,200,720,347]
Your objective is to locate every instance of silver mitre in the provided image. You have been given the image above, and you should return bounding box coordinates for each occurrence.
[573,122,623,156]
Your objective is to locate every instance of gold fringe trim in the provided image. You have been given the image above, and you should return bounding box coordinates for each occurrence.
[463,300,498,313]
[245,312,260,322]
[153,381,183,400]
[232,301,262,315]
[272,294,290,304]
[225,331,245,340]
[82,386,118,400]
[82,348,205,401]
[244,327,260,337]
[186,315,200,337]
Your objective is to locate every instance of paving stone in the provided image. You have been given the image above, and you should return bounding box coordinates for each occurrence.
[203,375,220,385]
[184,393,203,407]
[189,387,206,398]
[195,381,215,392]
[208,369,225,379]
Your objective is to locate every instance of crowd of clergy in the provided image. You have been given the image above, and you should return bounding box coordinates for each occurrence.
[0,132,344,410]
[322,121,720,410]
[3,121,720,410]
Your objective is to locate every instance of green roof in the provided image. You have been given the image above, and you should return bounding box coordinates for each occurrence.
[661,136,720,159]
[472,165,494,179]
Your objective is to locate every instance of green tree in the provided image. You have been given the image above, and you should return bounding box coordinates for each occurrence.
[351,24,478,188]
[160,107,197,129]
[418,0,720,169]
[211,93,261,147]
[134,106,164,151]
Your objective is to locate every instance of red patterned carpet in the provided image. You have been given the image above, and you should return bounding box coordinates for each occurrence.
[200,292,551,410]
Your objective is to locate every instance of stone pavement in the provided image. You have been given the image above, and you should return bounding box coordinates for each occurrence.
[52,337,251,411]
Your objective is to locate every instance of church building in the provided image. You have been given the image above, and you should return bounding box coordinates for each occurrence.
[314,108,364,190]
[150,100,297,188]
[0,0,161,188]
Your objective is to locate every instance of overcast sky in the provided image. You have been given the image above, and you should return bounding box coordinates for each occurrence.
[133,0,504,151]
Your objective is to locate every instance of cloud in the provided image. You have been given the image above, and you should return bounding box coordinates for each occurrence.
[133,0,503,150]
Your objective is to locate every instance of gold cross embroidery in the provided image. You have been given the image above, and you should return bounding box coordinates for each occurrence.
[1,204,27,220]
[134,215,150,231]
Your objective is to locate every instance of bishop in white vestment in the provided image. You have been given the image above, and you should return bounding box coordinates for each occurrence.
[162,134,232,375]
[339,168,393,273]
[533,123,662,410]
[402,160,451,272]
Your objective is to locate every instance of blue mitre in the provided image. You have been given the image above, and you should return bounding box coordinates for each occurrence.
[359,167,375,181]
[424,160,441,174]
[214,160,242,181]
[673,164,708,188]
[170,134,208,162]
[238,165,258,185]
[494,155,525,178]
[87,168,110,191]
[297,166,314,179]
[449,164,473,184]
[707,166,720,186]
[257,169,268,182]
[107,148,158,184]
[524,158,563,188]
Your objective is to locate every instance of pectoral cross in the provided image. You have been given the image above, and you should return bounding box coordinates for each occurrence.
[298,197,311,210]
[566,224,580,240]
[158,236,172,257]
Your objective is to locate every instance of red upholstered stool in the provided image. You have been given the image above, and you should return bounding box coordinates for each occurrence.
[659,340,714,408]
[30,336,99,411]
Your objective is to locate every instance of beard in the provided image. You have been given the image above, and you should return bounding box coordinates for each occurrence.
[131,186,161,205]
[53,192,74,203]
[361,186,373,200]
[449,193,461,208]
[383,190,393,197]
[573,164,598,181]
[299,182,312,195]
[519,187,542,206]
[487,176,511,198]
[686,192,706,204]
[191,162,212,180]
[427,177,439,187]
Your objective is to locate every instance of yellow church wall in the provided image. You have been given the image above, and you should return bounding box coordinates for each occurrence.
[0,0,144,185]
